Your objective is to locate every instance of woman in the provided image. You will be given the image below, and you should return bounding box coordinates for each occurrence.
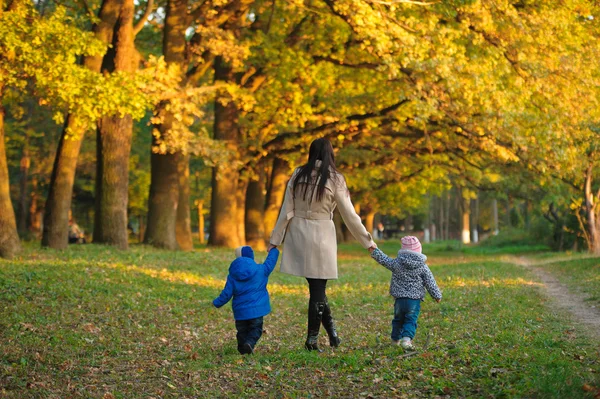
[268,138,377,351]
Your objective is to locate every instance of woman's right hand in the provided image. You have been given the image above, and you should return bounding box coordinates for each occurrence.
[368,245,377,253]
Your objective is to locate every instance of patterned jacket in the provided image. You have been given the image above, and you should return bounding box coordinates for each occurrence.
[371,248,442,301]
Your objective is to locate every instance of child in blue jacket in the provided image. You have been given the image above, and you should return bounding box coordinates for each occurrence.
[213,246,279,355]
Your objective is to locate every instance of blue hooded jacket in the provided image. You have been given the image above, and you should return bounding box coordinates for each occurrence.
[213,247,280,321]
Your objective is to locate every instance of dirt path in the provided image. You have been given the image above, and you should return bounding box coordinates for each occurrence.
[511,256,600,341]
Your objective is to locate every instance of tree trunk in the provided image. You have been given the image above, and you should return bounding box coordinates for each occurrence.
[430,195,437,241]
[197,200,205,244]
[176,153,193,251]
[505,195,511,228]
[365,211,375,237]
[524,200,531,231]
[445,191,450,240]
[236,178,248,246]
[263,157,290,241]
[145,149,180,249]
[42,116,86,249]
[333,210,345,243]
[93,0,136,249]
[0,102,21,258]
[138,214,145,243]
[471,197,479,244]
[245,169,266,250]
[17,149,30,234]
[492,198,499,235]
[209,58,241,248]
[41,0,121,249]
[584,163,600,255]
[29,177,41,236]
[438,194,444,240]
[145,0,190,250]
[460,189,470,244]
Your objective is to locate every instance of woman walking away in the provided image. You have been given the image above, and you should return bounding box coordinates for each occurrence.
[268,138,377,351]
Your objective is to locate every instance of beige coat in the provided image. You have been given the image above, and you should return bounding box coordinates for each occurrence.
[269,165,375,279]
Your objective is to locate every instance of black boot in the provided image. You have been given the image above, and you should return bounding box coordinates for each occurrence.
[305,301,325,352]
[322,298,341,347]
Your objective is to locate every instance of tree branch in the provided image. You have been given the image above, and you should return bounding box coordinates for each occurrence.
[263,99,410,150]
[313,55,380,70]
[133,0,154,36]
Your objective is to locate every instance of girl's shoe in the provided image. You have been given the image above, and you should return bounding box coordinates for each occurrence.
[391,339,400,346]
[400,337,414,350]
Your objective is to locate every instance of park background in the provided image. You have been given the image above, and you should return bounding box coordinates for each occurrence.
[1,0,600,397]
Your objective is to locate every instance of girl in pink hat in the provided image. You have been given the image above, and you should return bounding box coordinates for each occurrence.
[369,236,442,350]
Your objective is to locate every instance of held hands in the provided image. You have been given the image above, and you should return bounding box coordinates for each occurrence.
[267,244,278,252]
[368,244,377,253]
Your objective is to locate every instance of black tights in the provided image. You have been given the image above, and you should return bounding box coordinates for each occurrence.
[306,278,328,302]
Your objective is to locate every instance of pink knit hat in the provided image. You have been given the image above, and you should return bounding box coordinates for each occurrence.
[401,236,422,254]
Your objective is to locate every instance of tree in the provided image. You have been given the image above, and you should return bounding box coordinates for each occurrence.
[93,0,138,249]
[41,0,126,250]
[0,4,110,257]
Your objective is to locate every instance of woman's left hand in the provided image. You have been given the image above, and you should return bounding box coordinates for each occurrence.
[267,244,278,252]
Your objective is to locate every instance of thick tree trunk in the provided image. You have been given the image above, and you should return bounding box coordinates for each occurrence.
[42,116,86,249]
[0,103,21,258]
[145,0,191,250]
[17,150,30,233]
[245,169,266,250]
[209,163,240,247]
[176,153,193,251]
[94,115,133,248]
[209,58,241,248]
[93,0,135,249]
[263,157,290,240]
[41,0,121,249]
[145,148,179,249]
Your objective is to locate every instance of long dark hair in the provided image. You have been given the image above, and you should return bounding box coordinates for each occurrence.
[292,138,339,202]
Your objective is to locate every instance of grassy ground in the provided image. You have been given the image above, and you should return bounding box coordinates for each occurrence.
[1,241,599,398]
[529,256,600,307]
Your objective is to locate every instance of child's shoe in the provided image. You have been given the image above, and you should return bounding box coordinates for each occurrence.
[391,339,400,346]
[240,343,254,355]
[400,337,414,350]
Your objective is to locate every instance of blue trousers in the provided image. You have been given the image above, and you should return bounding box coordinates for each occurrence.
[391,298,421,341]
[235,316,263,353]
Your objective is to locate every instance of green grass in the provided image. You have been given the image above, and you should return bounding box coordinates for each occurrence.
[1,243,599,398]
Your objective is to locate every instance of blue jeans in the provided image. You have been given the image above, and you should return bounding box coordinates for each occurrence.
[235,317,263,353]
[391,298,421,341]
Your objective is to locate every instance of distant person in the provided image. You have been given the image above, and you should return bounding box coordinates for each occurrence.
[213,246,279,355]
[68,213,86,244]
[369,236,442,350]
[376,222,385,240]
[268,138,376,351]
